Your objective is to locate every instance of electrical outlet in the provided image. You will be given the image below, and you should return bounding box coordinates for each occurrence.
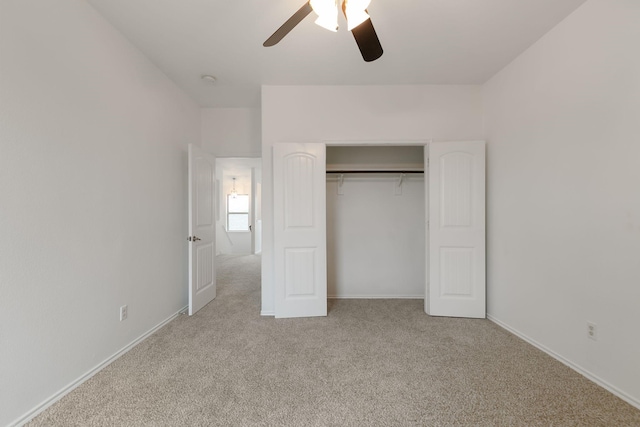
[587,322,597,341]
[120,305,128,321]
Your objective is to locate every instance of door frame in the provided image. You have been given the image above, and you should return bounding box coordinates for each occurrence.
[215,157,262,255]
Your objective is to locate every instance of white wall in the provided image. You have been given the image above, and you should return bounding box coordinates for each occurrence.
[202,108,261,157]
[0,1,201,425]
[261,85,484,314]
[202,109,261,255]
[483,0,640,407]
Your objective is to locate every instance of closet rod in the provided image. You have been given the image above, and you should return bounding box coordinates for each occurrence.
[326,170,424,174]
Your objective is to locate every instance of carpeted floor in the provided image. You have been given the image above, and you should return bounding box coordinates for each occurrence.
[29,254,640,426]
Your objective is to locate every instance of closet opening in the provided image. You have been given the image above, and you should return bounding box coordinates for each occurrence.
[272,140,484,319]
[325,146,426,301]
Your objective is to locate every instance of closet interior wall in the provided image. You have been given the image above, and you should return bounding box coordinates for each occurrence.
[326,146,426,299]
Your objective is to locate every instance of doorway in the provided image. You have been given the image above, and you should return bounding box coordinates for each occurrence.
[215,158,262,256]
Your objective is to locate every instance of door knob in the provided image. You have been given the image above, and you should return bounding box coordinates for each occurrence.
[187,236,202,242]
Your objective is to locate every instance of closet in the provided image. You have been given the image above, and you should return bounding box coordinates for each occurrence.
[326,146,426,299]
[272,141,485,320]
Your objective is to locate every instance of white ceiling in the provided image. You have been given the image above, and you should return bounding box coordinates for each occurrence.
[217,158,261,181]
[86,0,586,108]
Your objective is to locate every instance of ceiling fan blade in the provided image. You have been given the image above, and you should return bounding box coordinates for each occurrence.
[350,15,383,62]
[263,2,313,47]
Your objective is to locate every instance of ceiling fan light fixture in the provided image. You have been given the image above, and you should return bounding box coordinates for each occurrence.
[345,9,370,31]
[345,0,370,9]
[314,14,339,32]
[310,0,339,31]
[263,0,383,62]
[344,0,371,30]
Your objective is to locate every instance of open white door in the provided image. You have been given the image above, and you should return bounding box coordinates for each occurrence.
[273,143,327,318]
[188,144,216,315]
[426,141,485,318]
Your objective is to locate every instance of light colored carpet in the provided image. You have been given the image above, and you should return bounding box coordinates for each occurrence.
[30,254,640,426]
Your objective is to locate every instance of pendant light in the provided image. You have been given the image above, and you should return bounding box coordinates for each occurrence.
[231,177,238,199]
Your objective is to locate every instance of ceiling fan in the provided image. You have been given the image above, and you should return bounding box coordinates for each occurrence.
[263,0,383,62]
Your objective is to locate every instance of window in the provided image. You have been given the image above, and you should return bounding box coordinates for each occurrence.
[227,194,249,231]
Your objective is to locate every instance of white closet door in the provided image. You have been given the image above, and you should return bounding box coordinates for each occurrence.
[427,141,485,318]
[273,143,327,318]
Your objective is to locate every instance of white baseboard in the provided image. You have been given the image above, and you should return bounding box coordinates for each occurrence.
[11,306,188,427]
[262,297,424,316]
[487,314,640,411]
[328,295,424,299]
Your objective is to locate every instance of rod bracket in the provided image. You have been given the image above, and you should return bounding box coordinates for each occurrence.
[395,173,405,195]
